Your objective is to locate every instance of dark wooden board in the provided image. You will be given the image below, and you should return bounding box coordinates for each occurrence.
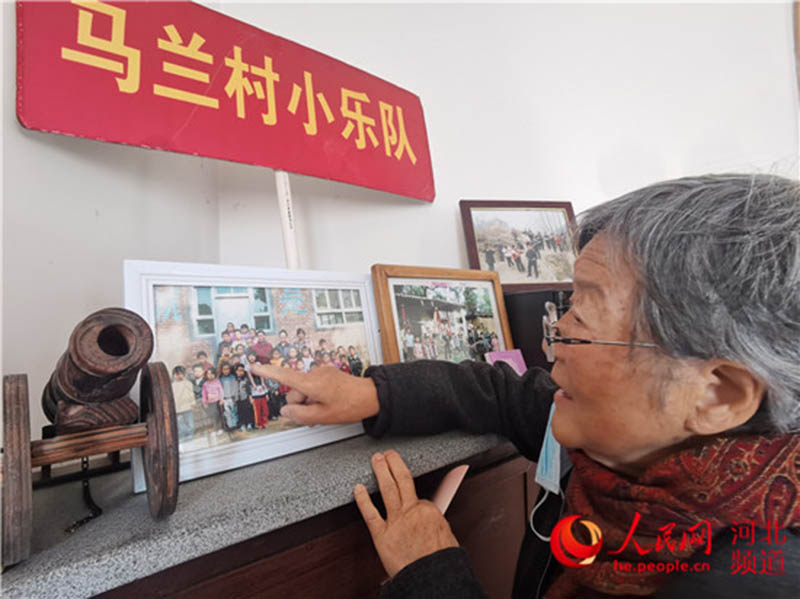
[2,374,33,568]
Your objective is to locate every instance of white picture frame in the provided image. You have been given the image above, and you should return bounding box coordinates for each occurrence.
[124,260,382,492]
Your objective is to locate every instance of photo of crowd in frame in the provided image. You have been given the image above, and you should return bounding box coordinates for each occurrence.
[124,261,382,489]
[460,200,577,293]
[371,264,514,365]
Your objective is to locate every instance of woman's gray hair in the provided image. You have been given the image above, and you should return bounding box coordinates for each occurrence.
[577,174,800,434]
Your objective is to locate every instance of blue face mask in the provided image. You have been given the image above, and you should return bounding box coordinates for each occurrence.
[535,403,562,495]
[530,403,563,542]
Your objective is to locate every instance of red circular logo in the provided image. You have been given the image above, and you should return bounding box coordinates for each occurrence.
[550,515,603,568]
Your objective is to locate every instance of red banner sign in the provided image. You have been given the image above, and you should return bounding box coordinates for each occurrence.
[17,1,435,201]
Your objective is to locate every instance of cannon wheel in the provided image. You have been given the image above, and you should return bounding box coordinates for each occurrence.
[140,362,179,519]
[40,380,58,423]
[2,375,32,568]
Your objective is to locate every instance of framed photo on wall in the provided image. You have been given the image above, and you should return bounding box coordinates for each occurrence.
[124,260,382,491]
[371,264,513,365]
[460,200,577,293]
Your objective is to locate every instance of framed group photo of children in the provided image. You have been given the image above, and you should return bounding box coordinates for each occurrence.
[460,199,577,293]
[371,264,513,365]
[124,260,382,491]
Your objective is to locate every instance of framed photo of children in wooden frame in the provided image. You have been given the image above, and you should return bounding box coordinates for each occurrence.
[124,260,382,491]
[371,264,513,365]
[459,200,577,293]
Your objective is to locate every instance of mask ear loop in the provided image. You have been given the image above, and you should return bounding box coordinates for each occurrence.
[528,485,563,543]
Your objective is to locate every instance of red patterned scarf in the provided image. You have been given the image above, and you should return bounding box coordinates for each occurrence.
[546,434,800,597]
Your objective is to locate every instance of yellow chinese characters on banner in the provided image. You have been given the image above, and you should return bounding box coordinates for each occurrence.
[154,25,218,109]
[224,46,280,125]
[57,1,419,167]
[379,102,418,165]
[60,0,140,94]
[340,88,379,150]
[287,72,335,136]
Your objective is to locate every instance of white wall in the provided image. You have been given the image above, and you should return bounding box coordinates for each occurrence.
[3,2,798,439]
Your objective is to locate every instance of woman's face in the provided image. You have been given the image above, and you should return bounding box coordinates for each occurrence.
[548,235,702,475]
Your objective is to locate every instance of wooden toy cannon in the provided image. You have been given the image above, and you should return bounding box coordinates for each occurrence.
[2,308,178,569]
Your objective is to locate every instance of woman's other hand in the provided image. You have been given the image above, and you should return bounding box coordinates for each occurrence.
[354,450,459,578]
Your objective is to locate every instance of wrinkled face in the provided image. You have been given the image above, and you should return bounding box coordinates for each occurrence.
[548,235,697,473]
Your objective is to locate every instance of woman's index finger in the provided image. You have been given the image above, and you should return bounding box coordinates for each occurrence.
[251,363,312,392]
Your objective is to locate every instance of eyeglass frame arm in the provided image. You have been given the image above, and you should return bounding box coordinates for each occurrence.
[544,334,658,349]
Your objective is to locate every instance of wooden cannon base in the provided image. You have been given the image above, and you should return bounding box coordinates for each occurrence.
[2,362,179,570]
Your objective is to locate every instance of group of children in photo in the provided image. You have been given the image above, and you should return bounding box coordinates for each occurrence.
[170,323,366,444]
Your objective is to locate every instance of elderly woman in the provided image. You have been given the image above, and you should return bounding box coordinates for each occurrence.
[253,174,800,598]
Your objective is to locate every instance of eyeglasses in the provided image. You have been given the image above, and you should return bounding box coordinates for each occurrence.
[542,301,658,363]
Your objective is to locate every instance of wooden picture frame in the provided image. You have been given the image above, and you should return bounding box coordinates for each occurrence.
[124,260,382,491]
[460,200,577,293]
[371,264,513,365]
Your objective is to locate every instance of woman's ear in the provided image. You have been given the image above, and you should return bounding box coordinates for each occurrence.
[686,360,765,435]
